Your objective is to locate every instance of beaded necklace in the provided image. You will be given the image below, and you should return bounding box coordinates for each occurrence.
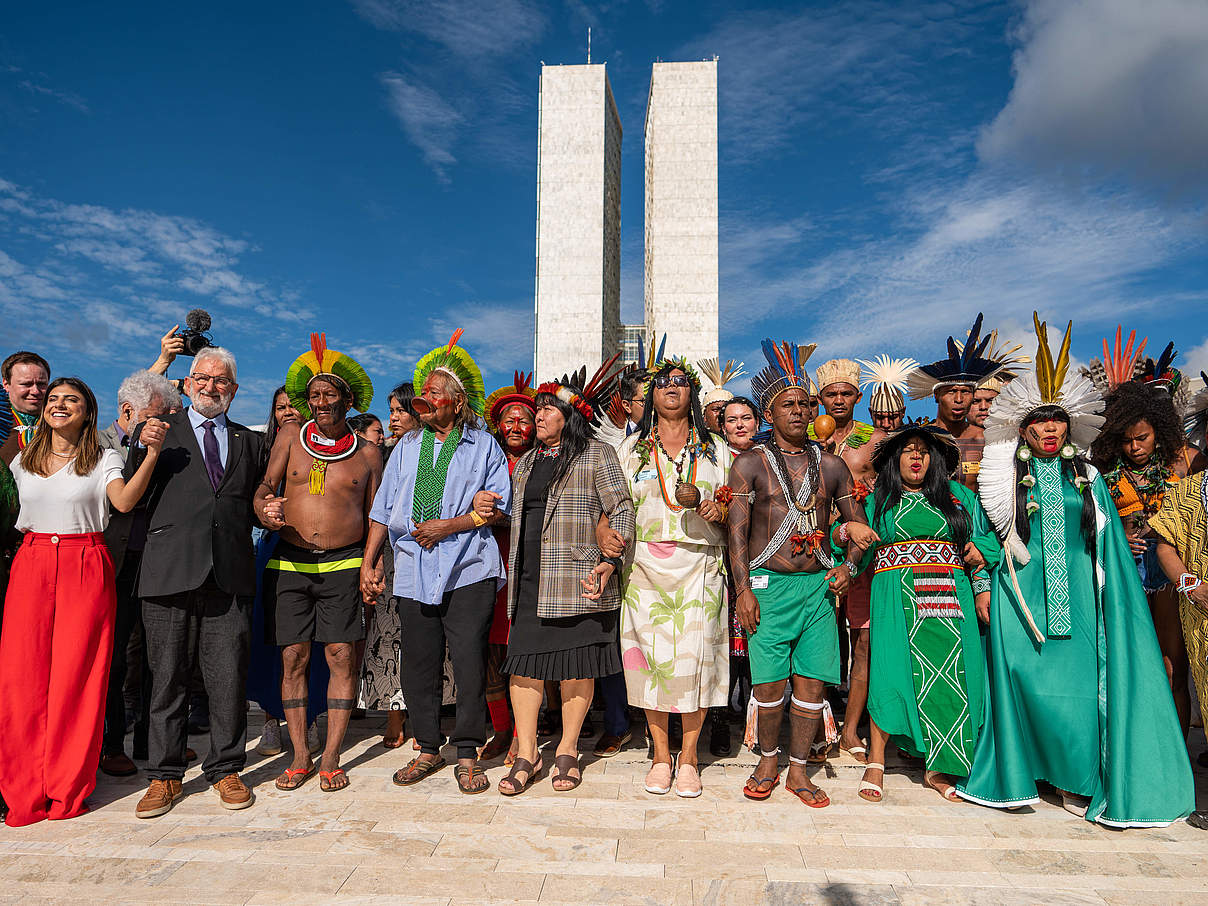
[412,426,461,524]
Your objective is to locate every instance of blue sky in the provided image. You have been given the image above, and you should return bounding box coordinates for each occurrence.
[2,0,1206,424]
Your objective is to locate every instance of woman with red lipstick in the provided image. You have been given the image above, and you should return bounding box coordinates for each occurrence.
[855,424,1000,805]
[959,315,1193,827]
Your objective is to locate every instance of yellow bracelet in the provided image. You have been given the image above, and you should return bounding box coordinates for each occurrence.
[470,510,487,528]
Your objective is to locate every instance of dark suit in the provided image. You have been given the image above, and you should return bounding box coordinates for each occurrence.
[126,409,265,783]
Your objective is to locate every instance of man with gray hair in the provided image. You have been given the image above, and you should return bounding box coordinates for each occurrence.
[125,347,267,817]
[99,371,183,778]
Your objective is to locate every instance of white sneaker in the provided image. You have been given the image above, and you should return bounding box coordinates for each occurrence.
[256,717,283,756]
[307,721,322,756]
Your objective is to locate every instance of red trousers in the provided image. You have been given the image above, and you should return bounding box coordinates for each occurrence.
[0,532,115,826]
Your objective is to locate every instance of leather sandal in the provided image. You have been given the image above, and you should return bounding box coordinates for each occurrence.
[392,755,446,786]
[551,754,582,792]
[454,763,490,795]
[858,762,885,803]
[498,756,543,796]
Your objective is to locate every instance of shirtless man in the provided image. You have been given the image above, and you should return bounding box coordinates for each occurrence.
[731,346,877,807]
[967,377,1003,430]
[934,385,983,490]
[812,359,885,764]
[255,359,382,793]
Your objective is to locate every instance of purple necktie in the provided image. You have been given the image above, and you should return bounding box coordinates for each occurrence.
[202,420,224,490]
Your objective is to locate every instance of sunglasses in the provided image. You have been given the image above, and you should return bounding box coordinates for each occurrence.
[653,374,690,389]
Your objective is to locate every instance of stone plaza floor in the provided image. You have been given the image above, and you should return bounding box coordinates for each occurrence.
[0,713,1204,905]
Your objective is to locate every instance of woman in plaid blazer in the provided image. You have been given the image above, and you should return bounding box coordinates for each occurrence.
[498,379,636,796]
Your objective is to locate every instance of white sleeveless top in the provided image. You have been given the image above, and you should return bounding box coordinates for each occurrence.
[11,449,125,534]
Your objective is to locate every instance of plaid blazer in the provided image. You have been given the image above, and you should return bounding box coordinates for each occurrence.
[507,439,636,620]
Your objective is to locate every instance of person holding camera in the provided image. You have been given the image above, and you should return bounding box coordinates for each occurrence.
[0,377,166,826]
[127,346,267,818]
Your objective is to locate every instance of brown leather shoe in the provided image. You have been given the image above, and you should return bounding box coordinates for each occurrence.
[592,729,632,758]
[100,751,138,777]
[212,773,253,810]
[135,779,183,818]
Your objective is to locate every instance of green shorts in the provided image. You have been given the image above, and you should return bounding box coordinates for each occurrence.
[747,568,839,685]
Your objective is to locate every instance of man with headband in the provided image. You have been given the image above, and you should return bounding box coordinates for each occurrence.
[255,333,382,793]
[729,339,877,808]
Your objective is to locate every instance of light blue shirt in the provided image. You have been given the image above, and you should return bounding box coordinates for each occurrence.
[187,406,229,467]
[370,425,512,606]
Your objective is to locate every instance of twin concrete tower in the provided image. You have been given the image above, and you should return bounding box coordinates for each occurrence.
[533,60,718,380]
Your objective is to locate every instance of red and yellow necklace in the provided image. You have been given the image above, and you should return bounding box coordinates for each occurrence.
[300,420,358,495]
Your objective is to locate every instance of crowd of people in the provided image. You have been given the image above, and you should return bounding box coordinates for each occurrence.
[0,311,1205,832]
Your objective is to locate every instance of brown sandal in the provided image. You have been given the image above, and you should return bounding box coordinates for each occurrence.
[392,755,446,786]
[455,762,490,794]
[497,756,542,797]
[551,754,581,791]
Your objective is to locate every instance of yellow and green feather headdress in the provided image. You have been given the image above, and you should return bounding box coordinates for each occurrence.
[285,333,374,419]
[413,329,486,416]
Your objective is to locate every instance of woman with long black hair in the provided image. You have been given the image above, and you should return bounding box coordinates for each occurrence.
[497,365,634,796]
[959,316,1192,827]
[855,424,1000,804]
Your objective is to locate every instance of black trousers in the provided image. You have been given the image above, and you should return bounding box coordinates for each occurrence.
[142,573,251,783]
[399,579,495,760]
[102,552,142,755]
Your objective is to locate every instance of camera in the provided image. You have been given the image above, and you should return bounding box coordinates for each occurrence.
[174,309,215,357]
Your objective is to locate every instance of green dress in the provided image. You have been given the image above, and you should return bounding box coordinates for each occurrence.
[864,482,1001,776]
[959,458,1194,826]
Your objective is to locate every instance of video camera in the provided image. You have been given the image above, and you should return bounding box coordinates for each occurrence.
[174,309,215,357]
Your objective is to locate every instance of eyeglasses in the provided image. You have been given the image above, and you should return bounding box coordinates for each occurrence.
[190,374,233,389]
[627,398,645,405]
[653,374,690,389]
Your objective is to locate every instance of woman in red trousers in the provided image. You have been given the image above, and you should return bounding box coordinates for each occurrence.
[0,377,165,826]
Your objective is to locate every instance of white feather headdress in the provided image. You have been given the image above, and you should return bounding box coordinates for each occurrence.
[858,354,918,415]
[980,314,1105,565]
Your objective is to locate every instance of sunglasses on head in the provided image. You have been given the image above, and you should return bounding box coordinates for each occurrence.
[653,374,690,389]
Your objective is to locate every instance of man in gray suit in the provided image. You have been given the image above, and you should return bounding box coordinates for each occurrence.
[99,371,180,778]
[127,348,266,818]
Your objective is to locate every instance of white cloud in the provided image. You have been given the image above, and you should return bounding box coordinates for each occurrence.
[380,72,465,179]
[978,0,1208,191]
[352,0,545,60]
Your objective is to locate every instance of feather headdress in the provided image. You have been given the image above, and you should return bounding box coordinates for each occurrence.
[907,313,1004,400]
[537,352,625,429]
[955,327,1031,381]
[413,329,486,416]
[858,354,918,415]
[636,332,667,374]
[284,333,375,419]
[484,371,537,432]
[1081,326,1149,395]
[815,358,862,393]
[698,357,746,406]
[750,339,818,413]
[978,313,1104,568]
[1138,341,1182,395]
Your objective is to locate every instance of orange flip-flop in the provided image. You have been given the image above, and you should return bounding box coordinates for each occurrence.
[319,768,348,792]
[274,765,315,791]
[787,785,830,808]
[743,773,781,801]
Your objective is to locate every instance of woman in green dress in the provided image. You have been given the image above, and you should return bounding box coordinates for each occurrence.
[858,424,1001,804]
[959,315,1194,826]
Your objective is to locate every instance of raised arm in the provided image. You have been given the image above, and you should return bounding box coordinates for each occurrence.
[106,418,168,512]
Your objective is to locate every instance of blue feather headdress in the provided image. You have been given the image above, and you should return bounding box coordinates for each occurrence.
[907,313,1004,400]
[750,339,819,412]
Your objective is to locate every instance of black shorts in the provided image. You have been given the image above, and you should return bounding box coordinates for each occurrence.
[264,542,366,645]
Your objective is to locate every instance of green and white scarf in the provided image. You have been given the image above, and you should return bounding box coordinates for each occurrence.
[1034,455,1071,638]
[412,426,461,525]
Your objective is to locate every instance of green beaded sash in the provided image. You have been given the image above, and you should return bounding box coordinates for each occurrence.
[412,426,461,525]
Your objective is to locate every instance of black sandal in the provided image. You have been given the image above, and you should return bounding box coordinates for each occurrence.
[497,756,542,797]
[392,755,446,786]
[551,754,581,792]
[455,762,490,795]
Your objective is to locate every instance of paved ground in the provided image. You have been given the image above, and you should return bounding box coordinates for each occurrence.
[0,714,1205,905]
